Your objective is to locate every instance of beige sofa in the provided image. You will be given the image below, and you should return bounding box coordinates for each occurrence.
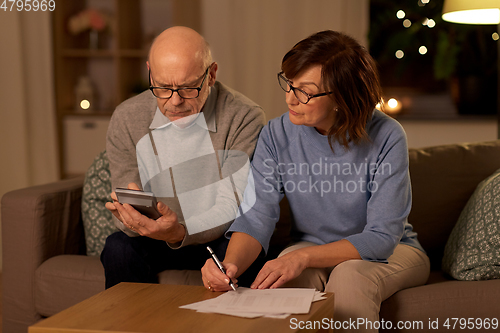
[3,140,500,333]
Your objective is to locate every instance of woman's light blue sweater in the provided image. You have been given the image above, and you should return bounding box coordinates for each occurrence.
[227,110,424,262]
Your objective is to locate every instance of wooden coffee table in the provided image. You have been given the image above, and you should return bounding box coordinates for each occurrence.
[29,282,334,333]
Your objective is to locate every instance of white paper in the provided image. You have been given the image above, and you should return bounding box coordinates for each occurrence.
[180,287,325,319]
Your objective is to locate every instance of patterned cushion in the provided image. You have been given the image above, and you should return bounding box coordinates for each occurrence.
[442,168,500,280]
[81,150,117,256]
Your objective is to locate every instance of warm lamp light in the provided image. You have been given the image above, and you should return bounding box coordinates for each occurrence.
[377,97,403,116]
[385,98,403,115]
[80,99,91,110]
[74,76,94,113]
[442,0,500,138]
[442,0,500,24]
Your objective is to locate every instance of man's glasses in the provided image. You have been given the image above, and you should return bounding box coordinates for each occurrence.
[277,71,333,104]
[149,65,211,99]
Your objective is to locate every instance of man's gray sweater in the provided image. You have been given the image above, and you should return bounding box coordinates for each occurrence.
[106,81,265,247]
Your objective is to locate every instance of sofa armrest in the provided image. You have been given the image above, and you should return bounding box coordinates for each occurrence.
[1,176,85,332]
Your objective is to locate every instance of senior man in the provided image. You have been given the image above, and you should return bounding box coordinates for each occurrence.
[101,26,265,289]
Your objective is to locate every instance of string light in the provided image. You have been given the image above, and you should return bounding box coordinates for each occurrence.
[397,10,406,19]
[403,19,412,28]
[422,18,436,28]
[419,46,428,55]
[493,32,499,41]
[395,50,405,59]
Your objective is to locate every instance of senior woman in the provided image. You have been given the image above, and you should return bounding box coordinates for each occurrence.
[201,30,430,331]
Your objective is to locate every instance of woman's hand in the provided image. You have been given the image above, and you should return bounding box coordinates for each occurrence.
[251,251,308,289]
[201,259,238,292]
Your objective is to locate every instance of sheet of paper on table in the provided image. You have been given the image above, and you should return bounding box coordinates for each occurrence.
[180,287,326,319]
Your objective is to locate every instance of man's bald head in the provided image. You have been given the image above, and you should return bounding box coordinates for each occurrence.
[148,26,212,73]
[146,26,218,121]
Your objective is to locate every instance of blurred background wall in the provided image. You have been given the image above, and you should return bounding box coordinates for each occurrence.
[0,11,58,270]
[202,0,369,121]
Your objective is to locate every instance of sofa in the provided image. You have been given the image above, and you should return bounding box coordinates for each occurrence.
[3,140,500,333]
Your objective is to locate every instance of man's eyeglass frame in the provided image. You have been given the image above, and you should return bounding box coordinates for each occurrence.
[278,71,333,104]
[149,65,212,99]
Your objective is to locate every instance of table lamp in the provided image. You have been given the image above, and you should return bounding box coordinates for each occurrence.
[442,0,500,138]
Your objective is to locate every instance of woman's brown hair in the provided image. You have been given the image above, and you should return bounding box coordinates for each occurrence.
[281,30,383,151]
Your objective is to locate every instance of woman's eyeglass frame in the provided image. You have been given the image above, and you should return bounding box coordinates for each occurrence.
[277,71,333,104]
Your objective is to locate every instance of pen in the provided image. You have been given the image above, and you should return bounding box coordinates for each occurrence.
[206,246,237,291]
